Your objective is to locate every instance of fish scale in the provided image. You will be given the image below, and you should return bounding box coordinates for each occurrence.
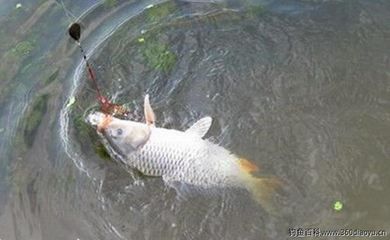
[128,127,227,187]
[88,110,280,212]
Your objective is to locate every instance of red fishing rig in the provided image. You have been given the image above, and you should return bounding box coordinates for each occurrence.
[68,23,128,116]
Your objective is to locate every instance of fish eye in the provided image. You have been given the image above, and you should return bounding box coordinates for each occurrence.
[116,128,123,136]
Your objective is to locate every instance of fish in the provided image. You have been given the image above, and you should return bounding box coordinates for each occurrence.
[87,95,280,211]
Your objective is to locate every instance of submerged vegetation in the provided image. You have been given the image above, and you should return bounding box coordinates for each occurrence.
[0,0,61,106]
[245,4,266,18]
[11,40,35,58]
[73,112,112,161]
[44,69,60,85]
[104,0,118,8]
[23,94,49,147]
[95,143,111,160]
[146,1,176,22]
[140,39,177,73]
[134,2,178,73]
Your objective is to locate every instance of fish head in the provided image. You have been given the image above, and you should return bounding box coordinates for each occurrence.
[87,112,151,155]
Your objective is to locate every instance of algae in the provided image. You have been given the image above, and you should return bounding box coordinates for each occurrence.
[104,0,118,8]
[146,2,176,22]
[246,4,265,17]
[11,40,35,58]
[95,143,111,160]
[73,115,94,140]
[141,39,177,73]
[73,113,112,161]
[23,93,49,147]
[44,69,59,85]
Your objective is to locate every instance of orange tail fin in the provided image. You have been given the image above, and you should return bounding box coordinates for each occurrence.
[238,158,281,213]
[238,158,259,173]
[247,176,281,213]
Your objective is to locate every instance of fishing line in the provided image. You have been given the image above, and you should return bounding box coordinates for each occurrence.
[60,0,128,116]
[68,23,103,99]
[56,0,104,101]
[55,0,78,23]
[56,1,99,100]
[68,22,128,116]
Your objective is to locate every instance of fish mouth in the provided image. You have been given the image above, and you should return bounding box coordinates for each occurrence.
[87,112,128,162]
[87,112,113,132]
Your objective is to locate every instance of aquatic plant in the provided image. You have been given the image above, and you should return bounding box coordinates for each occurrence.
[141,40,177,73]
[73,113,112,161]
[95,143,111,160]
[44,69,60,85]
[73,114,94,141]
[104,0,118,8]
[146,2,176,22]
[246,4,265,17]
[11,40,35,58]
[23,94,49,147]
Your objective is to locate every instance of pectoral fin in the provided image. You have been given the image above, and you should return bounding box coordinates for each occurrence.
[185,116,212,138]
[144,94,155,126]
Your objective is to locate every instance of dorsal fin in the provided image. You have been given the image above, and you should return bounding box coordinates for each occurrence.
[185,117,212,137]
[144,94,155,126]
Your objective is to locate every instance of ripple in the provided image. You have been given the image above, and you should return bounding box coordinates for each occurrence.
[4,0,387,239]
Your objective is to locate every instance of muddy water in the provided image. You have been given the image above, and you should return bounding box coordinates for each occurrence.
[0,0,389,239]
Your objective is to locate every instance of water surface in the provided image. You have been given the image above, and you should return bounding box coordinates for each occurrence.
[0,0,389,239]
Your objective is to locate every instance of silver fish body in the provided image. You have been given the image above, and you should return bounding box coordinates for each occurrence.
[87,96,279,211]
[90,112,242,188]
[129,127,243,188]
